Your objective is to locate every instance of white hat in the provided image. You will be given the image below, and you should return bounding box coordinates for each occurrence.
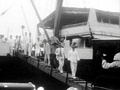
[67,87,78,90]
[103,54,106,56]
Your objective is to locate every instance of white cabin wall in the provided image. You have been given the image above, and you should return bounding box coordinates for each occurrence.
[64,39,93,59]
[87,8,120,36]
[60,25,89,37]
[95,23,120,36]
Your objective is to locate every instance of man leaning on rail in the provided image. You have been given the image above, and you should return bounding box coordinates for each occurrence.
[102,49,120,69]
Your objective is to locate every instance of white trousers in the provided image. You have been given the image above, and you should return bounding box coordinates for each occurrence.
[23,43,28,55]
[44,53,50,66]
[9,45,13,56]
[58,58,64,73]
[28,44,32,56]
[70,62,77,77]
[35,48,41,57]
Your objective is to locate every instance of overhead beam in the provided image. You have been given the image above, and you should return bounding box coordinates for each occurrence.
[30,0,50,42]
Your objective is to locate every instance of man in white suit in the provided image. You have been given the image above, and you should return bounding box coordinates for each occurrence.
[102,52,120,69]
[9,35,14,56]
[35,37,42,57]
[28,33,33,57]
[14,35,19,55]
[68,42,79,79]
[55,43,65,73]
[43,39,51,66]
[22,30,29,55]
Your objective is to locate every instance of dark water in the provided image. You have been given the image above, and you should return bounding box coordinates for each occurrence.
[0,56,69,90]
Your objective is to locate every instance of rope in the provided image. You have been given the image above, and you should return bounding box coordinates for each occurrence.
[0,1,17,16]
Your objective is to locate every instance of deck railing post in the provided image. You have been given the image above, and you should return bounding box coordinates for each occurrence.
[25,55,28,62]
[50,55,54,76]
[85,81,88,90]
[50,65,53,76]
[66,72,69,84]
[37,56,40,68]
[66,59,69,84]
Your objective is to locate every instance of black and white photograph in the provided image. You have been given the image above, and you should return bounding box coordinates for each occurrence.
[0,0,120,90]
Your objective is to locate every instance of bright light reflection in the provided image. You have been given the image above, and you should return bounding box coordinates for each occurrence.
[37,87,44,90]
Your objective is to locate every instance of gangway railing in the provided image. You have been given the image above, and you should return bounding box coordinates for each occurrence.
[18,52,94,90]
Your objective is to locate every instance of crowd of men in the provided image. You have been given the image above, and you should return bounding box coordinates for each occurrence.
[8,32,33,57]
[3,32,80,79]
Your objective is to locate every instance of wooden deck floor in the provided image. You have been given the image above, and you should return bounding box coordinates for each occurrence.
[18,53,93,90]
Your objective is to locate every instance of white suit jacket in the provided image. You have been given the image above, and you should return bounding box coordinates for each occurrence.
[43,42,51,54]
[68,49,79,63]
[55,47,65,60]
[9,39,14,47]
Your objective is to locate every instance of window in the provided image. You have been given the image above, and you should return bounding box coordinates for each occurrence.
[96,10,119,25]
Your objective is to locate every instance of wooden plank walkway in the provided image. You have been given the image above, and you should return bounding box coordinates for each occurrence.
[17,53,92,90]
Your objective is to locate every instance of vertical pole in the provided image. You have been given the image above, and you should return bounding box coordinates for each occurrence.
[50,65,53,76]
[26,55,28,62]
[36,24,40,42]
[66,71,69,84]
[7,27,9,40]
[37,56,40,68]
[66,59,69,84]
[85,81,88,90]
[54,0,63,38]
[119,15,120,28]
[118,2,120,38]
